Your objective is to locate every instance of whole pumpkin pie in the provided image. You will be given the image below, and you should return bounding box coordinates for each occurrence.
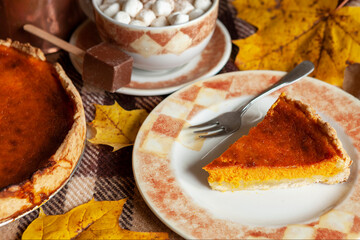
[203,93,352,191]
[0,39,86,224]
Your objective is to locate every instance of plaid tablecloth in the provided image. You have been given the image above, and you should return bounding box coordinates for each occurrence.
[1,0,360,239]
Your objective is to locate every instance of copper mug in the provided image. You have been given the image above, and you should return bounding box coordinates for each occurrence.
[0,0,85,53]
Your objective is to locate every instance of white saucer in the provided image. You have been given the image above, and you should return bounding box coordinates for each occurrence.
[69,20,231,96]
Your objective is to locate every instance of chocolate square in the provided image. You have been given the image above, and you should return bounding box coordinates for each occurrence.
[83,42,133,92]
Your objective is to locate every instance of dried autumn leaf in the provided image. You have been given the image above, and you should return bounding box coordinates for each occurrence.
[22,199,169,240]
[88,101,148,151]
[232,0,360,87]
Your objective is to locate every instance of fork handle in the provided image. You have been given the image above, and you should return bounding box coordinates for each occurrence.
[236,60,315,113]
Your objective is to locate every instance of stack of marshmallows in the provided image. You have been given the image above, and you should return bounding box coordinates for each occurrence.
[96,0,213,27]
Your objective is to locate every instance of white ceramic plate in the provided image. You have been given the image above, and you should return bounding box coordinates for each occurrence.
[69,20,231,96]
[132,71,360,239]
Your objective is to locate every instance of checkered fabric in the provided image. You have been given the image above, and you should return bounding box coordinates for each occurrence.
[1,0,360,239]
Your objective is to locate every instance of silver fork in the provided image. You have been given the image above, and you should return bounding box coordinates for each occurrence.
[190,60,315,138]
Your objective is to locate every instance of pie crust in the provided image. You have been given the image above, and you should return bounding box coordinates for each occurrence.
[0,39,86,224]
[203,93,352,191]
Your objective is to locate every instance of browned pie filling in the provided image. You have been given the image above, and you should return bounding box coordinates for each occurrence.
[205,95,340,170]
[0,44,75,190]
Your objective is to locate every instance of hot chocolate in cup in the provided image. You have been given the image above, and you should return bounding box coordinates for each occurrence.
[92,0,219,71]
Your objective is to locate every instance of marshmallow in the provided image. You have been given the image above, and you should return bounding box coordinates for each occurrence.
[99,0,212,27]
[152,0,173,16]
[165,0,175,10]
[103,3,120,17]
[99,3,110,11]
[188,8,204,20]
[136,9,156,26]
[143,0,156,9]
[174,0,194,14]
[114,11,131,24]
[150,16,168,27]
[123,0,143,17]
[194,0,212,11]
[129,19,147,26]
[168,12,189,25]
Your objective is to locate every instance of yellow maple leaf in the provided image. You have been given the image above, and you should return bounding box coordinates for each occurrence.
[232,0,360,87]
[22,199,169,240]
[88,101,148,151]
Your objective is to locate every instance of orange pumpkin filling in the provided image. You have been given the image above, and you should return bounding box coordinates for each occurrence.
[203,93,351,190]
[0,45,74,190]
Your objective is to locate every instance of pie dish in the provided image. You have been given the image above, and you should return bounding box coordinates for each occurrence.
[0,39,86,225]
[204,92,352,191]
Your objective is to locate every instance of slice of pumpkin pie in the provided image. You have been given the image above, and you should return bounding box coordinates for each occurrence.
[203,93,352,191]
